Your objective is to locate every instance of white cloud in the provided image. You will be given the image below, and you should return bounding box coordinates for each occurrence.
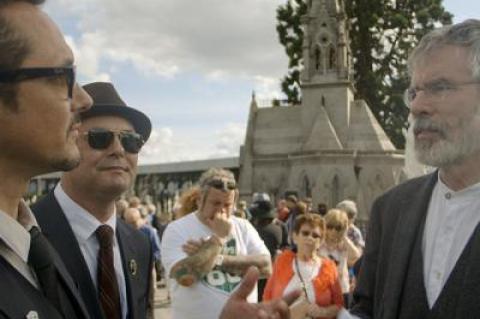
[65,34,110,82]
[47,0,288,82]
[211,123,246,158]
[138,124,245,164]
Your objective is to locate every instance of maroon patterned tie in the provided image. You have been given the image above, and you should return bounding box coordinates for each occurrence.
[96,225,121,319]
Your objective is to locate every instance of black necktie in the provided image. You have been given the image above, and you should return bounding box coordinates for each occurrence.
[96,224,121,319]
[28,226,63,315]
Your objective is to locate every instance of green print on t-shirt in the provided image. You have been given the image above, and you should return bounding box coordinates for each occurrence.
[202,238,242,293]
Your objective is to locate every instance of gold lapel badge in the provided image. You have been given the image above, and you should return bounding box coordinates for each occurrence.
[129,259,138,276]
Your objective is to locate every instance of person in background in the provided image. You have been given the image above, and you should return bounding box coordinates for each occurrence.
[250,193,285,300]
[234,200,251,220]
[336,200,365,251]
[161,168,271,319]
[277,199,290,222]
[318,209,361,308]
[174,186,200,220]
[264,214,343,318]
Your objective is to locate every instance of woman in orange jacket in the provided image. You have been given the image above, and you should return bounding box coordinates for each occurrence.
[263,214,343,319]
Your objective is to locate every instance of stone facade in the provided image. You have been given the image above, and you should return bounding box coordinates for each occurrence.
[238,0,404,223]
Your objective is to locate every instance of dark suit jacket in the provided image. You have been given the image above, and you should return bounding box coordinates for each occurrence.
[32,192,153,319]
[350,172,480,319]
[0,243,90,319]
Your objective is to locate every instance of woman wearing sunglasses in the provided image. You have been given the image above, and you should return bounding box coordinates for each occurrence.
[263,214,343,319]
[319,209,362,308]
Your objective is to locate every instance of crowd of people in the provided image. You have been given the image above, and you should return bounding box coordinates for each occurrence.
[0,0,479,319]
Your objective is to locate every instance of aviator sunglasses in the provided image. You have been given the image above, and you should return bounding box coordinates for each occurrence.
[0,66,75,100]
[84,128,145,154]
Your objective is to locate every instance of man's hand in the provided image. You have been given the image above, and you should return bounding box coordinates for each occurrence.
[205,211,232,238]
[219,267,301,319]
[182,238,206,256]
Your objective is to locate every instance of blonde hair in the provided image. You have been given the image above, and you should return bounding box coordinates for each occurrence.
[324,209,349,231]
[176,186,201,218]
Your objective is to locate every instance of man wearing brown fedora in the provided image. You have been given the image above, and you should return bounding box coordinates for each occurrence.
[32,82,154,319]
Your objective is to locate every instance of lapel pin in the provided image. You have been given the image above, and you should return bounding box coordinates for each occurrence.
[129,259,138,276]
[26,311,39,319]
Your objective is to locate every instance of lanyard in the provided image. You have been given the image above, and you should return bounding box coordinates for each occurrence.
[294,256,311,303]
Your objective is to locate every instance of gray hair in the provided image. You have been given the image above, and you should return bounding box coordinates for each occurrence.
[336,199,358,220]
[408,19,480,81]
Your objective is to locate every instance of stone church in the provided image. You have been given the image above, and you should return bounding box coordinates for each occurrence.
[238,0,405,222]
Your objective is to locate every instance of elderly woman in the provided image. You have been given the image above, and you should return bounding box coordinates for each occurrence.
[318,209,361,306]
[263,214,343,319]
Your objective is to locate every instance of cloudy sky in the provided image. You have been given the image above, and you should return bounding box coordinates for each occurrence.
[44,0,479,164]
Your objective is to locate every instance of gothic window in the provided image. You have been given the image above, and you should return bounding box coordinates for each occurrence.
[315,47,321,71]
[329,47,336,69]
[302,175,312,198]
[331,175,340,207]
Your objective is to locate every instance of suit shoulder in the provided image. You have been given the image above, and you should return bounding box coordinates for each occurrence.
[375,172,436,203]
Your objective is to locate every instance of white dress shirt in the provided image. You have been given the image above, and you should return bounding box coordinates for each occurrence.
[0,200,39,288]
[55,184,128,319]
[339,174,480,318]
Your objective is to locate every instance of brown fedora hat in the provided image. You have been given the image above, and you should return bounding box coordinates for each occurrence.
[81,82,152,142]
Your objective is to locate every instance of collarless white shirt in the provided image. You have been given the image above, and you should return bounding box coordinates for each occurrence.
[339,174,480,319]
[54,184,128,319]
[0,200,39,288]
[422,174,480,307]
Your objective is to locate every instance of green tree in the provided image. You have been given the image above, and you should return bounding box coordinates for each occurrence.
[276,0,452,148]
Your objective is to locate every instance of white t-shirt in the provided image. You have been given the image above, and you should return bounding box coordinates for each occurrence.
[161,212,270,319]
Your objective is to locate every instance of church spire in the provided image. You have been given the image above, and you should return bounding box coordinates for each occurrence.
[301,0,352,84]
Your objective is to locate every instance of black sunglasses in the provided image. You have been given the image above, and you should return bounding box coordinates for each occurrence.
[208,179,236,191]
[0,66,75,99]
[84,128,144,154]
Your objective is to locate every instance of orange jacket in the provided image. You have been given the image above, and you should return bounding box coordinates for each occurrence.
[263,250,343,317]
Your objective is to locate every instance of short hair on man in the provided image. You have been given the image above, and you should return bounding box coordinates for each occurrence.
[408,19,480,80]
[0,0,46,106]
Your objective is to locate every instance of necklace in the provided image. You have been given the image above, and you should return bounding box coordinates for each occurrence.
[294,256,320,303]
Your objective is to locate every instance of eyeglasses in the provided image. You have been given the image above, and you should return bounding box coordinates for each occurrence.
[84,128,144,154]
[207,179,236,191]
[326,224,344,232]
[403,79,480,108]
[299,230,322,239]
[0,66,75,100]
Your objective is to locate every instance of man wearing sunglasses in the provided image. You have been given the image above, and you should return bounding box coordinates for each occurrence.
[32,82,154,319]
[161,168,272,319]
[0,0,93,318]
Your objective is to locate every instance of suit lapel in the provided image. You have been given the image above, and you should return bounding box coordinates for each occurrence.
[381,173,437,319]
[116,220,136,319]
[455,223,480,318]
[35,193,104,319]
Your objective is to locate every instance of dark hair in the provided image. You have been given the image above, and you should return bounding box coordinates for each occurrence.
[293,213,325,236]
[0,0,46,106]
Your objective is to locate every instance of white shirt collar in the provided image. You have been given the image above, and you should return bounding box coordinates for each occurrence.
[437,171,480,201]
[0,200,38,262]
[54,183,117,245]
